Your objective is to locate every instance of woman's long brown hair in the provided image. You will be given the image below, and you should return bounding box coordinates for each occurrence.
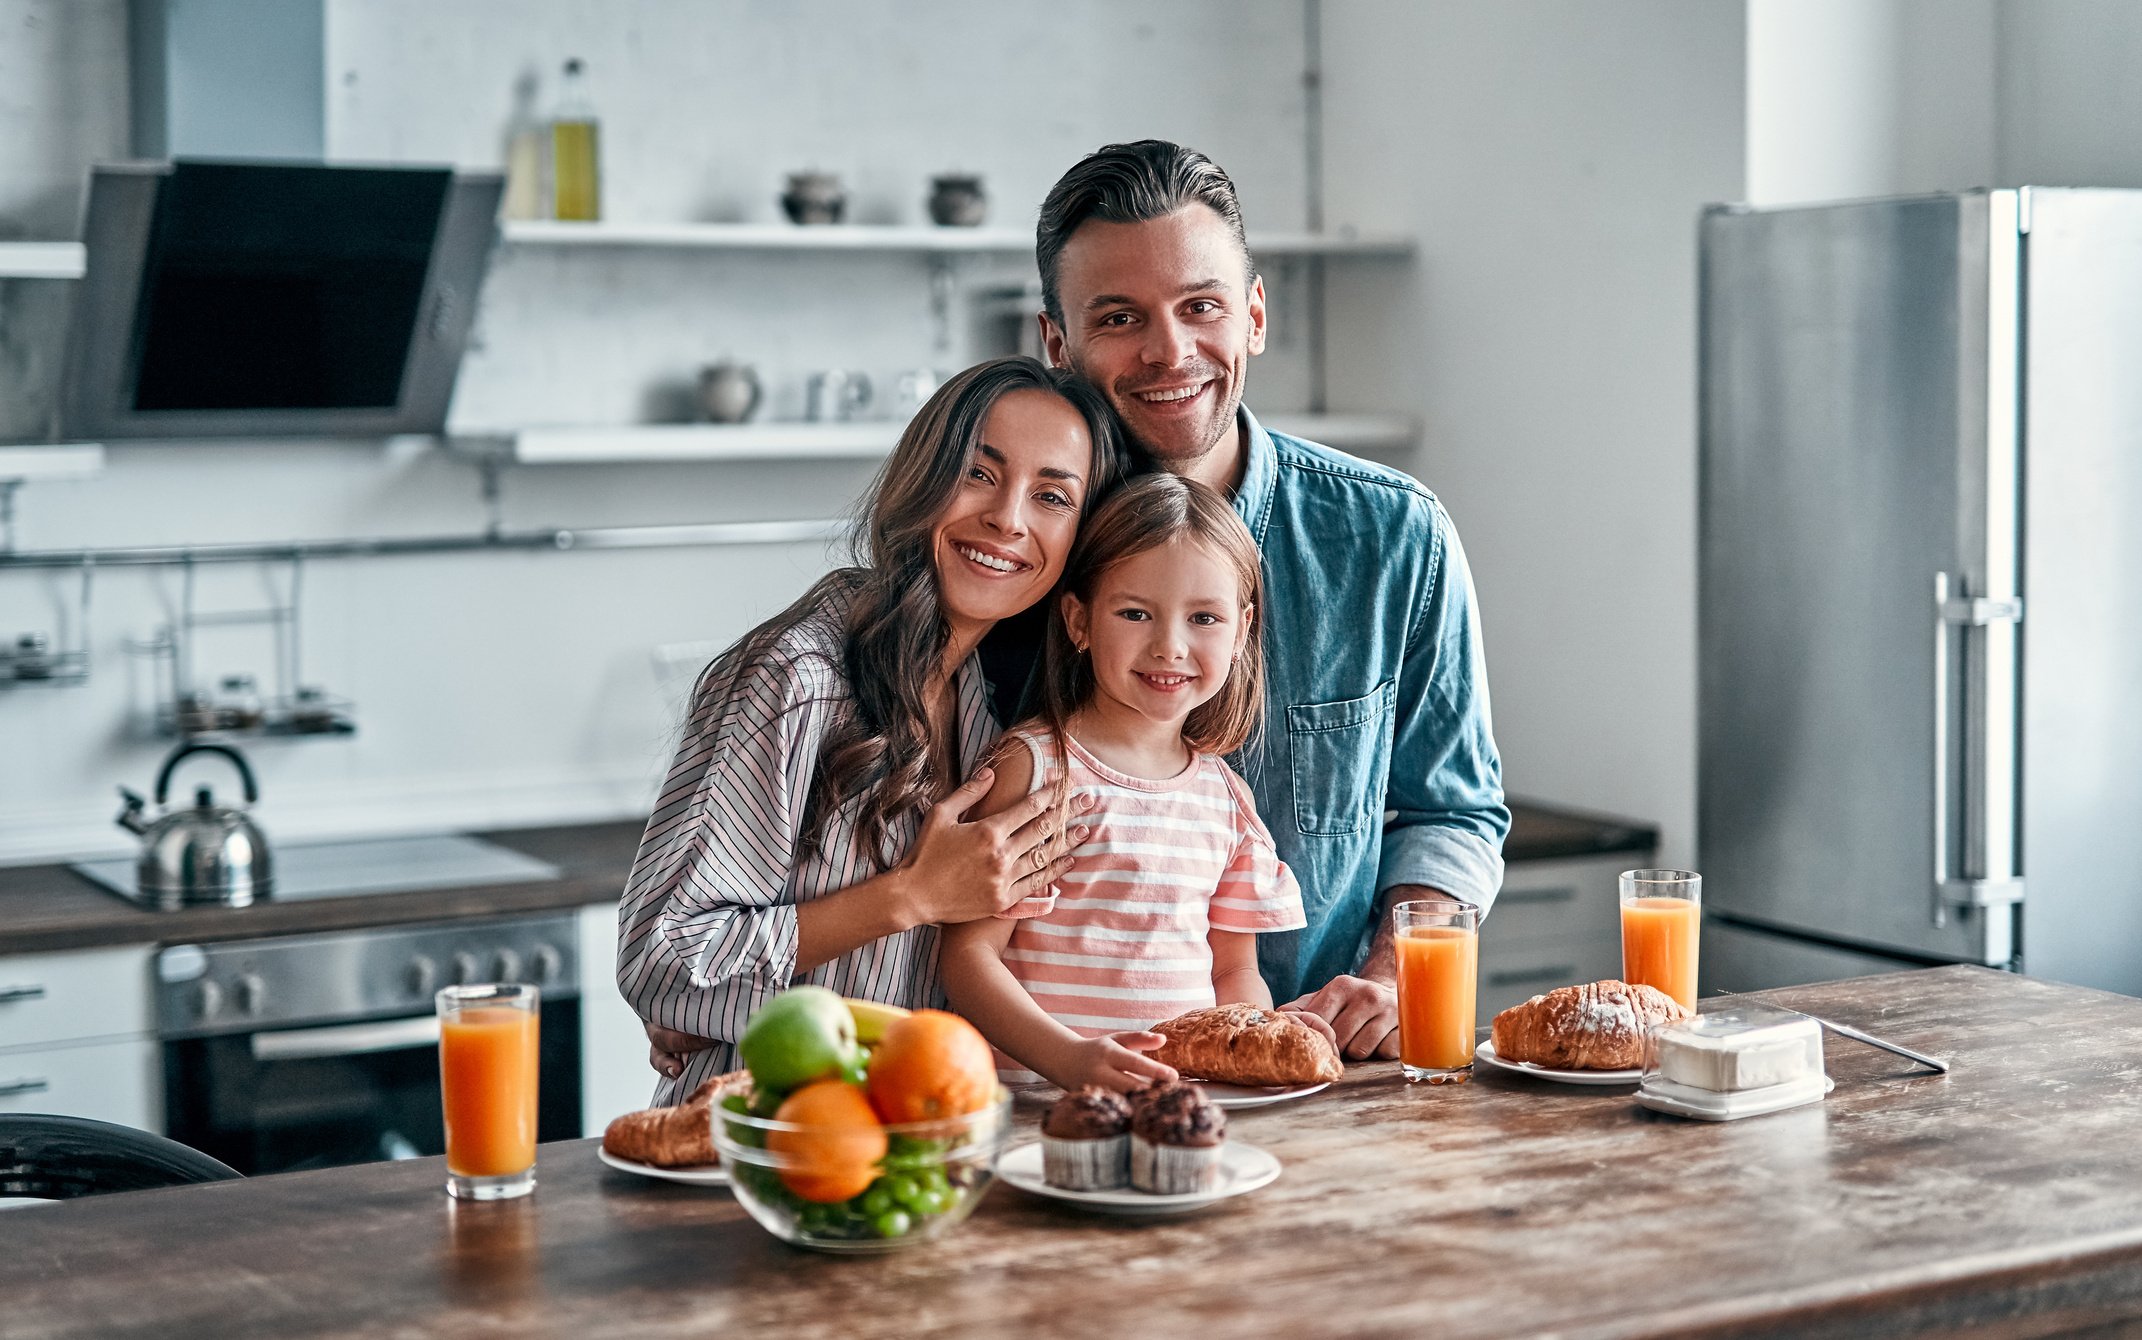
[1037,473,1267,759]
[691,356,1125,865]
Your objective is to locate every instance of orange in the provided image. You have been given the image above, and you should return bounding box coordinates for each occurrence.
[865,1009,997,1123]
[766,1080,887,1203]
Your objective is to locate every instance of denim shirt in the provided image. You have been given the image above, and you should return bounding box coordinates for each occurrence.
[1231,409,1509,1003]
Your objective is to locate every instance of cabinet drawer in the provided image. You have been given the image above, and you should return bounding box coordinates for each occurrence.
[1485,856,1628,947]
[0,1037,162,1133]
[1477,933,1623,1022]
[0,946,153,1051]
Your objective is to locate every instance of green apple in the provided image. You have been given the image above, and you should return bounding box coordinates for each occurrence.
[739,986,862,1094]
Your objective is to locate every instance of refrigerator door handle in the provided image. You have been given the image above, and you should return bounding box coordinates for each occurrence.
[1933,571,2027,923]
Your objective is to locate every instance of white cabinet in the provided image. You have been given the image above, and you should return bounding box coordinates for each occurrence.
[1478,855,1637,1022]
[577,902,656,1134]
[0,944,160,1133]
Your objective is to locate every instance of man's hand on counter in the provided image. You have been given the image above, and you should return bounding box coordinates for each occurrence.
[646,1021,717,1079]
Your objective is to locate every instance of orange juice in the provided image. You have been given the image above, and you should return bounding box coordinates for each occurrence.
[1621,897,1700,1010]
[440,1006,539,1177]
[1396,925,1478,1071]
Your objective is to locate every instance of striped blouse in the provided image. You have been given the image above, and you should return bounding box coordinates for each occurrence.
[993,726,1307,1083]
[616,580,999,1105]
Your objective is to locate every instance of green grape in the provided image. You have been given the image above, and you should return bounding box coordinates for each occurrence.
[872,1208,914,1239]
[886,1173,928,1211]
[859,1183,896,1218]
[913,1183,955,1217]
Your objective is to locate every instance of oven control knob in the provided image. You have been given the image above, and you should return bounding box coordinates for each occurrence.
[234,973,266,1016]
[405,955,438,997]
[530,944,563,984]
[491,948,522,983]
[450,951,481,985]
[193,979,224,1020]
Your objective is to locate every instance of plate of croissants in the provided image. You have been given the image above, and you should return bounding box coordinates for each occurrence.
[1474,980,1693,1085]
[597,1073,732,1186]
[1154,1005,1344,1107]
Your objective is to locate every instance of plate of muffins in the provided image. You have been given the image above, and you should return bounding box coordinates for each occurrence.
[998,1081,1281,1216]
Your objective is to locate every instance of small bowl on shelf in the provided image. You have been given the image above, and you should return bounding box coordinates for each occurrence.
[712,1085,1012,1254]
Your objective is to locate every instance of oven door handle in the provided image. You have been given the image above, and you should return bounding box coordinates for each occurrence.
[251,1015,442,1062]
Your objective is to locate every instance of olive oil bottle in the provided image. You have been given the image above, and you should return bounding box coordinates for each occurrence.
[551,58,601,222]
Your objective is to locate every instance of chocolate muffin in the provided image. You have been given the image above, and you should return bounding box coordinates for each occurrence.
[1129,1080,1227,1194]
[1042,1087,1133,1190]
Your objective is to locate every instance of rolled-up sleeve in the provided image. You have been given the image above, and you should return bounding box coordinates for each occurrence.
[615,651,828,1047]
[1378,499,1510,913]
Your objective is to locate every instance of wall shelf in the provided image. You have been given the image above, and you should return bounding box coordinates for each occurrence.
[0,444,104,482]
[501,220,1413,258]
[0,242,87,280]
[469,413,1417,465]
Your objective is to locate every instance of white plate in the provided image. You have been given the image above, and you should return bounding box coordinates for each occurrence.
[997,1140,1280,1216]
[1473,1039,1643,1086]
[596,1146,729,1186]
[1637,1074,1834,1121]
[1189,1079,1331,1109]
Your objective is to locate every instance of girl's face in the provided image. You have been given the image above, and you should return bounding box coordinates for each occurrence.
[1062,537,1253,727]
[932,389,1095,636]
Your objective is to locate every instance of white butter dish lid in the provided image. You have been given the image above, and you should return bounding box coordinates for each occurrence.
[1644,1003,1825,1093]
[1636,1071,1833,1121]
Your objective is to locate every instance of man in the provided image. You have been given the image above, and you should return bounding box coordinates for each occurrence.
[1031,139,1508,1059]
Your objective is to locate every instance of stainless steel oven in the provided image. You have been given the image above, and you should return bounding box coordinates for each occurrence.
[156,913,581,1175]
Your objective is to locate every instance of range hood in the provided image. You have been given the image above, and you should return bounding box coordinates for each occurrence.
[59,159,501,441]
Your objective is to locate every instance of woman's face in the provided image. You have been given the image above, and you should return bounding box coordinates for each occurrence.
[931,388,1095,637]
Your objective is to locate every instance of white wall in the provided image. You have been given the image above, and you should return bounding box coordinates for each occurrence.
[0,0,1317,862]
[1997,0,2142,187]
[1318,1,1747,867]
[1746,0,1996,206]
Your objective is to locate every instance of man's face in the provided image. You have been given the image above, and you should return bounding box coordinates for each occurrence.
[1041,205,1267,472]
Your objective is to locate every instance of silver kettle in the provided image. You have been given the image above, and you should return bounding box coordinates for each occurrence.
[115,743,274,910]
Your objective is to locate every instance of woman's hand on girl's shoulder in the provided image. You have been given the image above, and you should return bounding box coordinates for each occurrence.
[899,751,1090,925]
[1050,1031,1177,1094]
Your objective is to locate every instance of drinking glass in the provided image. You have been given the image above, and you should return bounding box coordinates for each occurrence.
[1620,869,1701,1010]
[437,983,540,1200]
[1393,901,1479,1083]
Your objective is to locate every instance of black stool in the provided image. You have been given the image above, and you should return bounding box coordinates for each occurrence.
[0,1115,242,1201]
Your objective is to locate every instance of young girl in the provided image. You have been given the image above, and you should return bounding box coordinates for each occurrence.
[941,473,1318,1092]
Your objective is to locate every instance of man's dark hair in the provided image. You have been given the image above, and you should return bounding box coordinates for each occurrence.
[1035,139,1256,328]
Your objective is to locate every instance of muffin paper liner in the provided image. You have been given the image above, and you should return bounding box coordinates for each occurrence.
[1131,1134,1224,1194]
[1043,1133,1129,1190]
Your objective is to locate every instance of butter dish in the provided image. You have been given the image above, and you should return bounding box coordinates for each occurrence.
[1636,1004,1830,1121]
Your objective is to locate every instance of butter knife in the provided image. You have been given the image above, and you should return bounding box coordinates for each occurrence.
[1802,1013,1949,1074]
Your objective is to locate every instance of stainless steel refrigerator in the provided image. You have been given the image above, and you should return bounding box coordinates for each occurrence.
[1698,189,2142,997]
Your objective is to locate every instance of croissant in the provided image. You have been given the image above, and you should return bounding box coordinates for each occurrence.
[1490,980,1690,1070]
[1152,1004,1344,1086]
[601,1073,734,1168]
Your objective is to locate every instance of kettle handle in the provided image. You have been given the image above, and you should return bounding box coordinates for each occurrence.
[153,743,260,806]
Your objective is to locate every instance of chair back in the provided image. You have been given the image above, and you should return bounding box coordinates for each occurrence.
[0,1115,242,1201]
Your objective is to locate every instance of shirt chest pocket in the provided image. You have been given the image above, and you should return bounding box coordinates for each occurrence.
[1285,681,1395,837]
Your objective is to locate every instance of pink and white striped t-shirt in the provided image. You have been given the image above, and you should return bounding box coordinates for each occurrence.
[994,726,1306,1083]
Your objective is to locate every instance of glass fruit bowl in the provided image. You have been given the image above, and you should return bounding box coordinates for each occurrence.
[712,1084,1012,1254]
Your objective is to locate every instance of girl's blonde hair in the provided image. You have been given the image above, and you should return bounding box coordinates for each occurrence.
[1039,473,1266,758]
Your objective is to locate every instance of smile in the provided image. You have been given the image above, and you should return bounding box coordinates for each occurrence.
[1133,382,1209,406]
[953,542,1028,575]
[1135,671,1196,690]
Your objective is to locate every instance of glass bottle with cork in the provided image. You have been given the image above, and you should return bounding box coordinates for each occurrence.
[550,58,601,222]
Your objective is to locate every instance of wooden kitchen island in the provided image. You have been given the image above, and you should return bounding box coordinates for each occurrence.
[7,966,2142,1338]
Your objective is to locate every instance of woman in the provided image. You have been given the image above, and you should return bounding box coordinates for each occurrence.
[617,356,1126,1102]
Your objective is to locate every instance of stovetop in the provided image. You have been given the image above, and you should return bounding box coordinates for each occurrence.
[73,833,561,908]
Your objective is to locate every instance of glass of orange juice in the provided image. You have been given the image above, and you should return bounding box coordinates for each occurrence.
[437,983,540,1200]
[1393,901,1479,1083]
[1620,869,1701,1010]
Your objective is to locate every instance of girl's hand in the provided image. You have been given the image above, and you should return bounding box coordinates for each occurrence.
[903,766,1090,924]
[1049,1031,1177,1093]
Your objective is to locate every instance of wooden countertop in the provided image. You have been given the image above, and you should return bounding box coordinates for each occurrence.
[0,802,1649,956]
[7,966,2140,1338]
